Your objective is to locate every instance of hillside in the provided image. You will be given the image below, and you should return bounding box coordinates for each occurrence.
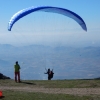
[0,73,10,79]
[0,44,100,80]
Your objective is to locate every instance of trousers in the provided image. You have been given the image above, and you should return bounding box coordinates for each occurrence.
[15,72,20,82]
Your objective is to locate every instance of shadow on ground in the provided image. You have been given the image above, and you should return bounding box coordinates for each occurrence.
[20,81,36,85]
[0,96,5,99]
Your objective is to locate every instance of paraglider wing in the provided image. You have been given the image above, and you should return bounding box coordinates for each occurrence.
[8,6,87,31]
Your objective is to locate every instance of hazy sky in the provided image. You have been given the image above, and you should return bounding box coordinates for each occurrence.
[0,0,100,47]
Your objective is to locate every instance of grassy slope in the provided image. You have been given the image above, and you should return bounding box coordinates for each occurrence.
[1,79,100,88]
[0,79,100,100]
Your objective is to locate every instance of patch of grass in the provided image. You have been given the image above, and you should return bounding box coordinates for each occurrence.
[1,90,100,100]
[0,79,100,88]
[1,79,100,99]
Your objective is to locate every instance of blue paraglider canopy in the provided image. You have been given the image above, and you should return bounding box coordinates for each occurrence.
[8,6,87,31]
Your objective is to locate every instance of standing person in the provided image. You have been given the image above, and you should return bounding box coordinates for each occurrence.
[44,68,52,80]
[14,61,21,82]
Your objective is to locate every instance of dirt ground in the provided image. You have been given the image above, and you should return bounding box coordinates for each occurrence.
[1,86,100,96]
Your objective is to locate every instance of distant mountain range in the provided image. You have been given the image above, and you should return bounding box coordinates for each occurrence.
[0,44,100,80]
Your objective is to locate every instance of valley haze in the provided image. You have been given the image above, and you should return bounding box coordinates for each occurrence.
[0,44,100,80]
